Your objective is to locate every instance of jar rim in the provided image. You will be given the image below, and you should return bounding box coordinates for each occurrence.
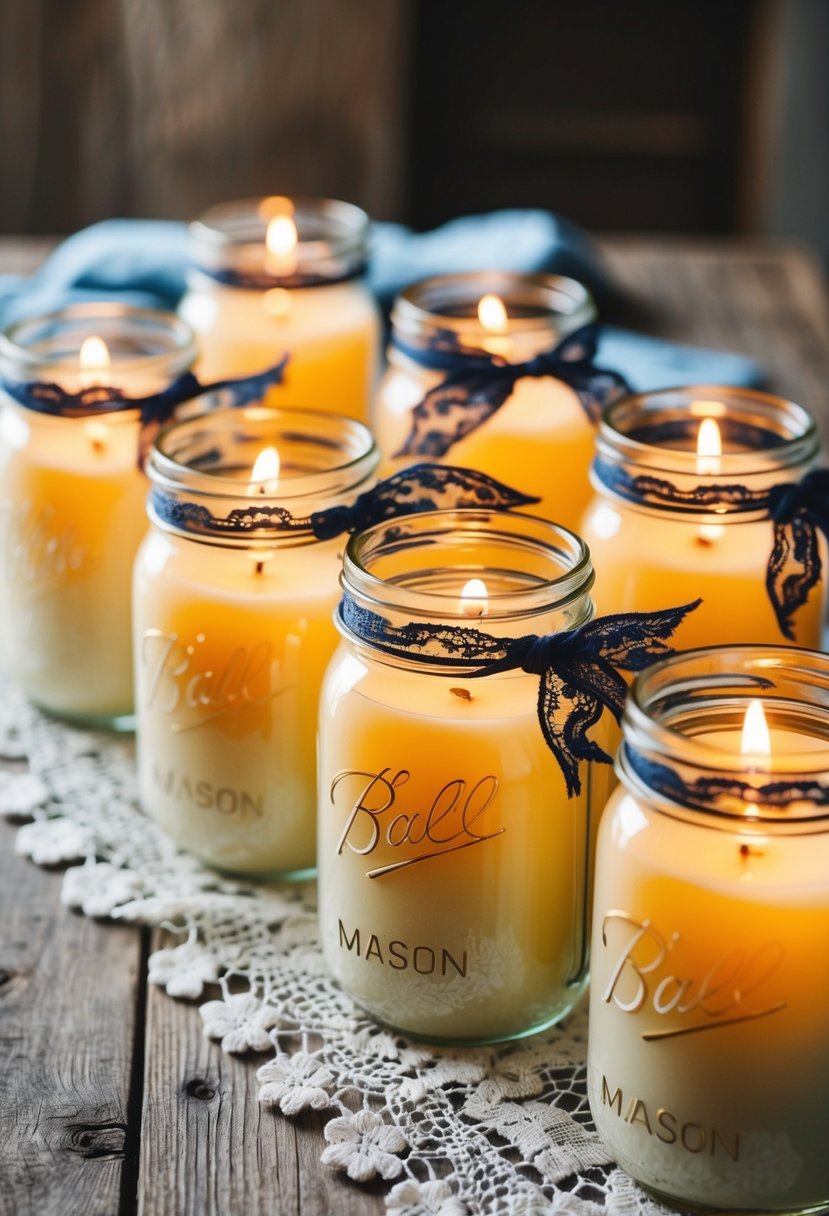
[597,384,818,474]
[391,271,596,342]
[591,385,819,521]
[146,404,379,546]
[620,643,829,826]
[342,509,595,624]
[188,195,370,277]
[0,302,198,379]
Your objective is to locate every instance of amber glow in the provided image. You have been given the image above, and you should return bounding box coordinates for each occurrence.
[262,214,299,279]
[740,700,772,757]
[266,215,298,259]
[696,417,722,477]
[79,335,111,389]
[695,417,725,542]
[249,446,281,495]
[459,577,488,618]
[477,294,508,333]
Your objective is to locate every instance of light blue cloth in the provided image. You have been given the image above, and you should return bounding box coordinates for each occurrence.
[0,215,765,392]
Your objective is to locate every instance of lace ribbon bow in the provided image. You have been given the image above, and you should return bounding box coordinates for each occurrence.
[152,463,540,540]
[767,469,829,639]
[339,597,701,797]
[394,323,630,459]
[2,356,289,466]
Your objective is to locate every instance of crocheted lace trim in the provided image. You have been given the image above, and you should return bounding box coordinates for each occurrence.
[1,673,668,1216]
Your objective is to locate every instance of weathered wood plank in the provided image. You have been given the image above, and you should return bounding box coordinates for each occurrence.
[600,236,829,444]
[138,930,386,1216]
[0,0,411,233]
[0,815,145,1216]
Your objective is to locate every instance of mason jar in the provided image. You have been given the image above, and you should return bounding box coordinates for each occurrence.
[179,196,380,422]
[134,406,378,878]
[0,303,197,726]
[589,645,829,1214]
[317,509,615,1043]
[581,386,825,649]
[374,271,624,531]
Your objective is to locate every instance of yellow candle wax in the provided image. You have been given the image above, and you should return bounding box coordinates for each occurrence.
[179,197,380,423]
[134,406,379,878]
[317,511,611,1043]
[590,786,829,1210]
[135,530,341,876]
[0,305,197,725]
[182,282,379,423]
[319,656,593,1042]
[588,649,829,1213]
[0,406,146,719]
[582,508,825,649]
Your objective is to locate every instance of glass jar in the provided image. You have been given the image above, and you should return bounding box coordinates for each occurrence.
[179,196,380,422]
[374,271,616,531]
[318,510,613,1043]
[0,303,197,726]
[589,645,829,1214]
[581,386,825,649]
[134,406,378,878]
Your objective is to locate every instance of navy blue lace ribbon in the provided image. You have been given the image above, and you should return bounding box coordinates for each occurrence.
[593,460,829,640]
[2,357,289,466]
[767,472,829,639]
[393,323,630,459]
[198,263,367,291]
[339,596,701,797]
[151,463,540,540]
[623,742,829,814]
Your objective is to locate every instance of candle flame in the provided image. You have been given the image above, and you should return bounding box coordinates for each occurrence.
[266,215,298,258]
[459,577,488,618]
[477,294,508,333]
[249,446,280,495]
[740,700,771,757]
[696,417,722,477]
[79,335,111,389]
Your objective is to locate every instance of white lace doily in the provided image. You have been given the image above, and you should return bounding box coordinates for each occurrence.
[1,673,670,1216]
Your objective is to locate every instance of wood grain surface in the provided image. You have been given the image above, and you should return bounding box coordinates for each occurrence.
[0,236,827,1215]
[0,0,412,233]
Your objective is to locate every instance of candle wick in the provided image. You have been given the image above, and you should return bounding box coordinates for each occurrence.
[739,843,765,861]
[255,559,265,575]
[450,687,472,701]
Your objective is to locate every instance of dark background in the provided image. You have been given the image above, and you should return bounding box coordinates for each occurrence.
[1,0,827,261]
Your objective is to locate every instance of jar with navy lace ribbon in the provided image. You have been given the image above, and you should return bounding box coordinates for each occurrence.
[0,303,197,726]
[588,644,829,1214]
[135,405,380,879]
[375,271,629,531]
[581,386,826,649]
[317,509,623,1044]
[179,196,380,422]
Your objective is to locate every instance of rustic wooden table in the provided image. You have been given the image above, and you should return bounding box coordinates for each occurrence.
[1,236,828,1216]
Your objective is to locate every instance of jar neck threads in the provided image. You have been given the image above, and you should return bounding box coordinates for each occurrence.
[147,406,378,548]
[187,196,370,291]
[389,272,596,366]
[0,304,197,412]
[620,645,829,827]
[592,386,819,522]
